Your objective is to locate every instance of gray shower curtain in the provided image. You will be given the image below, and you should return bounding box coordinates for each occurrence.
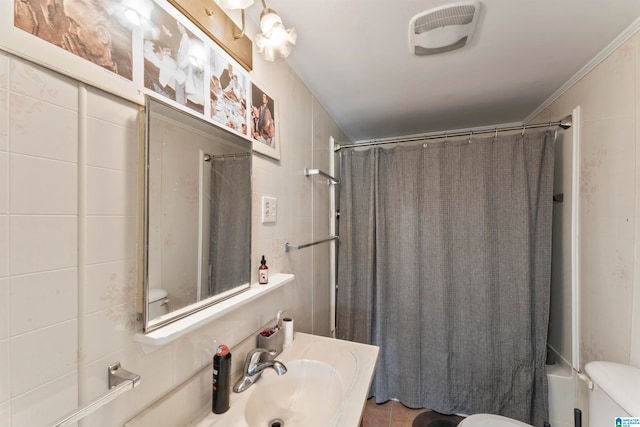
[336,130,554,426]
[209,156,251,295]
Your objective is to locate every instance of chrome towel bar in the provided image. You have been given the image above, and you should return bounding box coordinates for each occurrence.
[304,168,339,185]
[50,362,141,427]
[285,235,339,252]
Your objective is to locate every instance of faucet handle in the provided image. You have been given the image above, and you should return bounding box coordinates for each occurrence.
[246,348,276,364]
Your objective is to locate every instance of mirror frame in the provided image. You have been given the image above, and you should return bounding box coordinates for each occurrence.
[140,95,253,333]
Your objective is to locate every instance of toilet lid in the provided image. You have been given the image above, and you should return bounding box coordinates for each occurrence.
[458,414,532,427]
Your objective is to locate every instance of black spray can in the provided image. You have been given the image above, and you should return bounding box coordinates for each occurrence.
[212,344,231,414]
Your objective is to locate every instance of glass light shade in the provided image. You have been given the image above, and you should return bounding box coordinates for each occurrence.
[259,9,283,33]
[215,0,254,9]
[255,8,297,61]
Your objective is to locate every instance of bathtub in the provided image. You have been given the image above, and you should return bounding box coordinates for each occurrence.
[547,349,576,427]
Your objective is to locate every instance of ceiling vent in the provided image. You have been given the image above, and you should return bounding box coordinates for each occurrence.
[409,1,481,56]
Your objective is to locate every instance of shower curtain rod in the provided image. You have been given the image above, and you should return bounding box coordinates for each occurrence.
[335,115,572,151]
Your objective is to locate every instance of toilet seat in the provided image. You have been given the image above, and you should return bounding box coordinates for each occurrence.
[458,413,532,426]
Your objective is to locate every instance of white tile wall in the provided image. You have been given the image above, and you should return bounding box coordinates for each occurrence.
[0,56,8,160]
[87,168,133,216]
[0,54,7,90]
[0,401,8,427]
[9,93,77,162]
[10,372,77,427]
[10,269,78,336]
[0,279,7,340]
[0,90,7,152]
[10,216,77,275]
[10,154,77,215]
[10,320,77,397]
[85,259,136,314]
[85,309,131,364]
[86,88,139,130]
[0,216,7,279]
[9,57,78,110]
[85,216,136,265]
[0,152,8,214]
[87,117,137,171]
[0,339,8,402]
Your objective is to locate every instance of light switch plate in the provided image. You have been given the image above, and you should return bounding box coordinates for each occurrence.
[261,196,277,223]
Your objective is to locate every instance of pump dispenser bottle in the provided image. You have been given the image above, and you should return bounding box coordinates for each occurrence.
[212,345,231,414]
[259,255,269,284]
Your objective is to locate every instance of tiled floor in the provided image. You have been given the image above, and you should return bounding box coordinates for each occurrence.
[361,398,428,427]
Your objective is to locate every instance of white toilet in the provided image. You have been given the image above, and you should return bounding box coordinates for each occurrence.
[584,361,640,426]
[458,413,531,426]
[148,288,169,318]
[458,361,640,426]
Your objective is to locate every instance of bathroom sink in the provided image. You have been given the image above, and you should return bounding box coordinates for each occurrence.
[243,360,344,427]
[193,333,379,427]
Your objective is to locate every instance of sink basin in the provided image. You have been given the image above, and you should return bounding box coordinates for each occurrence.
[244,360,343,427]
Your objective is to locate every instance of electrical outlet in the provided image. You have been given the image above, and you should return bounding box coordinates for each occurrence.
[261,196,277,223]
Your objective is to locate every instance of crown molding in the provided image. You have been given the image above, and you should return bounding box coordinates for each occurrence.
[524,17,640,123]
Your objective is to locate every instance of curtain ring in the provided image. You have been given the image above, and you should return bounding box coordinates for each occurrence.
[521,125,526,137]
[468,130,473,144]
[494,128,498,141]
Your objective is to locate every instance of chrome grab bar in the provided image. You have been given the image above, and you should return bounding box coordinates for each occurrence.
[50,362,141,427]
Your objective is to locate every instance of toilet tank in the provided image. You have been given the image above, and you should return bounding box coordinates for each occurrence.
[584,361,640,426]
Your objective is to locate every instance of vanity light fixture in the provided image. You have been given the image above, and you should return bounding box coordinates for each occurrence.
[255,0,297,61]
[214,0,254,39]
[215,0,254,9]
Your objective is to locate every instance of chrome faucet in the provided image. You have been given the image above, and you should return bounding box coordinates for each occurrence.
[233,348,287,393]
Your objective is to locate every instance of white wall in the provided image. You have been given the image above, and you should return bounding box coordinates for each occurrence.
[0,21,347,427]
[530,30,640,421]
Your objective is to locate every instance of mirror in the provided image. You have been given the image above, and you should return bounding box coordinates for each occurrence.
[142,96,252,333]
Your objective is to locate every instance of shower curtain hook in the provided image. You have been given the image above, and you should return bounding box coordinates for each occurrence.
[521,125,526,137]
[494,128,498,141]
[468,130,473,144]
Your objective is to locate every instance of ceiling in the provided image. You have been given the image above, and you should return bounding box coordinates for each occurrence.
[248,0,640,142]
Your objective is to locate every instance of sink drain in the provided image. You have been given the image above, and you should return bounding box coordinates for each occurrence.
[268,418,284,427]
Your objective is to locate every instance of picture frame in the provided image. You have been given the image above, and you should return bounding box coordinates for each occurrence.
[2,0,142,105]
[209,49,250,137]
[250,83,280,160]
[142,1,206,115]
[4,0,255,144]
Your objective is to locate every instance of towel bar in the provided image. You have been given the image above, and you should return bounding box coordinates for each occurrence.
[50,362,140,427]
[285,235,339,252]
